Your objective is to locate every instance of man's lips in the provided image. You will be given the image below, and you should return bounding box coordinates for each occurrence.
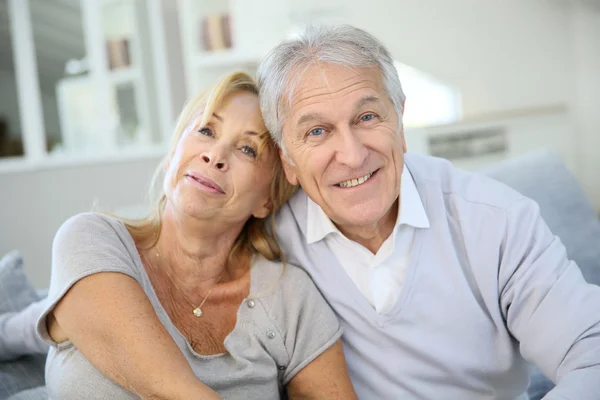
[185,173,225,194]
[334,168,380,188]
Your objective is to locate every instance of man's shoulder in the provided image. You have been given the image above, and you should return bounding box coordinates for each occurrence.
[274,190,309,260]
[275,189,307,229]
[406,152,526,212]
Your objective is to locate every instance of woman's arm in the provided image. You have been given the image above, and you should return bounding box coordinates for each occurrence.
[286,340,357,400]
[49,271,221,400]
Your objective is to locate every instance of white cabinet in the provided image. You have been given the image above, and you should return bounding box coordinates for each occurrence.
[56,0,162,154]
[177,0,291,96]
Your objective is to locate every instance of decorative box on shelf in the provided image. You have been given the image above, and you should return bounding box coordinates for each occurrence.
[178,0,291,95]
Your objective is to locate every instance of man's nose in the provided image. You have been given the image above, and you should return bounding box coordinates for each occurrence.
[335,126,369,169]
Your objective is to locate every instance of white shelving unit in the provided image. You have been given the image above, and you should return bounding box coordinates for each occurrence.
[1,0,175,173]
[55,0,161,154]
[177,0,290,96]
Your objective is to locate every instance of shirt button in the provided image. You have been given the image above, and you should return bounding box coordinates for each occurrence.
[267,330,276,339]
[247,300,255,308]
[278,366,286,371]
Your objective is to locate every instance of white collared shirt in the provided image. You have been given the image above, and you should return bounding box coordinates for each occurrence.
[306,166,430,314]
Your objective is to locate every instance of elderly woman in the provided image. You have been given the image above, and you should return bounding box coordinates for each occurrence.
[35,72,356,399]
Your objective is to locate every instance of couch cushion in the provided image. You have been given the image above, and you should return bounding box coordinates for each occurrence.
[0,251,41,315]
[7,385,48,400]
[0,251,46,398]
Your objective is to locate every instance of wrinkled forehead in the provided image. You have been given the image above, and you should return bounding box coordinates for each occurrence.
[281,63,387,115]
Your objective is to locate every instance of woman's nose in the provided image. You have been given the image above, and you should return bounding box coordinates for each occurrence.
[201,152,227,171]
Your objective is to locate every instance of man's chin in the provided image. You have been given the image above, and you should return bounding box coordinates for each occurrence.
[331,209,389,230]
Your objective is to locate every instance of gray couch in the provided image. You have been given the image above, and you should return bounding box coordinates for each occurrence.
[1,149,599,399]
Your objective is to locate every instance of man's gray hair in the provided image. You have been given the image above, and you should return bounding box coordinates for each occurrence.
[257,24,406,148]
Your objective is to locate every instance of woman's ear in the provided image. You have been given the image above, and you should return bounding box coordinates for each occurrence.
[253,198,273,219]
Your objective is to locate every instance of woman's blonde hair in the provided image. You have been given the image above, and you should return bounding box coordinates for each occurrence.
[117,71,297,264]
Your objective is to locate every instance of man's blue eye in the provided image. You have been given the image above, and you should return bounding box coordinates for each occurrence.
[309,128,325,136]
[361,114,376,122]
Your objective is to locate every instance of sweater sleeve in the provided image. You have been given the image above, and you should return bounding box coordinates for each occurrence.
[498,198,600,399]
[276,264,343,385]
[36,212,143,346]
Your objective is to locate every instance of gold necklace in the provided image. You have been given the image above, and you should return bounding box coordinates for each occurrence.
[151,251,223,318]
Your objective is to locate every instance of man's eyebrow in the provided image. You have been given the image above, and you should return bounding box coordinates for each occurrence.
[212,113,223,122]
[295,112,324,127]
[354,95,381,112]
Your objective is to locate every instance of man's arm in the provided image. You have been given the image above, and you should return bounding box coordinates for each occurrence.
[498,198,600,399]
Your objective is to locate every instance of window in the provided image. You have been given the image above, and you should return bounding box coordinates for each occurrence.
[30,0,86,155]
[394,61,462,127]
[1,0,171,171]
[0,0,24,159]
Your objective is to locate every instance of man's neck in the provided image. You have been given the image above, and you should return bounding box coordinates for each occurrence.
[336,198,399,254]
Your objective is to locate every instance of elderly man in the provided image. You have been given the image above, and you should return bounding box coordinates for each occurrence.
[257,25,600,399]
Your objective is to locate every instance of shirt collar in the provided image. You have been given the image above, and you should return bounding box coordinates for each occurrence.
[306,165,430,244]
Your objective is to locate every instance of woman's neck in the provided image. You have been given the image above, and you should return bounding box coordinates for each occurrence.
[149,204,249,293]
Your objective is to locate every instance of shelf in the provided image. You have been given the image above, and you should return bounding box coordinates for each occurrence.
[192,50,261,69]
[108,67,140,85]
[0,144,167,175]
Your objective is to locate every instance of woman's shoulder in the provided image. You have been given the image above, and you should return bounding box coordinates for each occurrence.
[248,255,342,370]
[53,212,138,267]
[251,255,317,297]
[48,212,144,300]
[250,256,330,327]
[56,212,131,245]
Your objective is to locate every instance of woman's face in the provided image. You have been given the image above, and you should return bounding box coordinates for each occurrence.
[164,90,276,225]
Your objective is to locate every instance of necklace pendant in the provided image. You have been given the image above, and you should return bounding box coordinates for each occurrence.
[193,307,203,317]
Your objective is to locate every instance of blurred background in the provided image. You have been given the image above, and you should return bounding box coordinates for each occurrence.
[0,0,598,288]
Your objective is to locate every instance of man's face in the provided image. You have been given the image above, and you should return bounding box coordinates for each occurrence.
[281,64,406,231]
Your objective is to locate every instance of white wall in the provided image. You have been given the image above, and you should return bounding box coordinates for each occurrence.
[0,156,161,288]
[571,3,600,210]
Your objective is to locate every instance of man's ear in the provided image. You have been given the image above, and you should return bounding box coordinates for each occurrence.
[400,102,407,153]
[279,148,299,185]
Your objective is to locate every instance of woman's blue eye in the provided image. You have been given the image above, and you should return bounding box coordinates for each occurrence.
[360,114,376,122]
[198,127,213,136]
[309,128,325,136]
[241,146,257,158]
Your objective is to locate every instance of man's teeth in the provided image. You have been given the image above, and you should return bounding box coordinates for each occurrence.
[338,172,373,188]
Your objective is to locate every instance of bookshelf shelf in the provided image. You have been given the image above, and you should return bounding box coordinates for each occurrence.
[108,67,140,85]
[178,0,293,95]
[53,0,162,156]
